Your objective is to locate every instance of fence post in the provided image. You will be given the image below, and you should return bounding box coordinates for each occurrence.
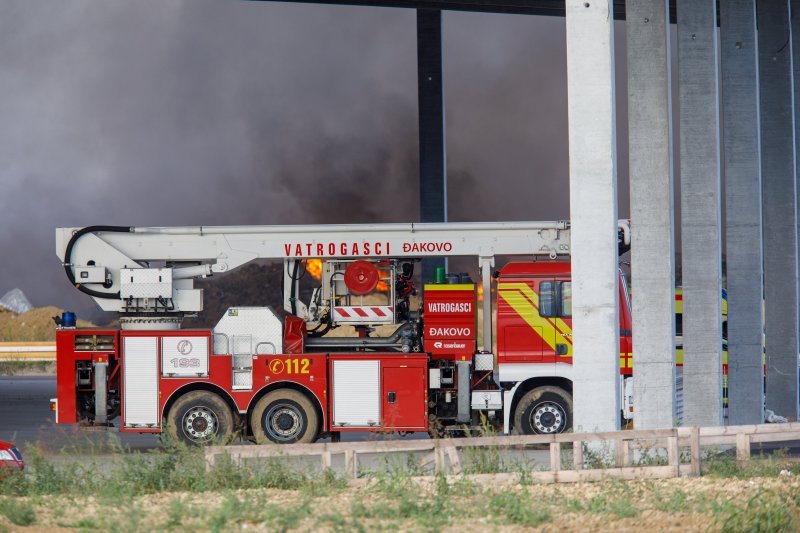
[205,448,215,473]
[690,427,701,476]
[344,450,355,479]
[736,432,751,462]
[573,440,583,470]
[434,444,444,474]
[321,450,332,472]
[445,446,461,475]
[550,442,561,472]
[667,435,679,473]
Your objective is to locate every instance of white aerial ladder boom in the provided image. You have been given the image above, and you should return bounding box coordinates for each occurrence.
[56,220,630,338]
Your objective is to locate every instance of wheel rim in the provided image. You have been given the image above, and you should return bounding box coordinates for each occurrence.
[264,403,303,442]
[182,406,219,442]
[530,401,565,434]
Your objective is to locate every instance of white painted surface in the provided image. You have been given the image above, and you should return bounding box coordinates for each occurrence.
[332,360,380,427]
[161,336,209,377]
[123,336,159,427]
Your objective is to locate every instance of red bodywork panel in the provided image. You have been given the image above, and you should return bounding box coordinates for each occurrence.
[56,328,427,433]
[55,328,118,424]
[328,354,428,431]
[496,261,633,376]
[423,284,477,361]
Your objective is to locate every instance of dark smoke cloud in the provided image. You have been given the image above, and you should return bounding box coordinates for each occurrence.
[0,1,633,320]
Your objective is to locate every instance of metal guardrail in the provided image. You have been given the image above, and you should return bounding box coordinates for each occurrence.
[0,342,56,361]
[205,422,800,483]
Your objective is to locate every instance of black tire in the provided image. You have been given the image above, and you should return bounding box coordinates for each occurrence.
[513,386,573,435]
[250,389,319,444]
[165,391,235,446]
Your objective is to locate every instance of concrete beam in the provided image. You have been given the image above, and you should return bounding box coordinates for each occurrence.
[720,0,764,425]
[565,0,620,433]
[759,0,799,421]
[678,0,724,427]
[626,0,676,429]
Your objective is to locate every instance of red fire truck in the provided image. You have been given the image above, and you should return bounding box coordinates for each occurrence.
[52,221,632,444]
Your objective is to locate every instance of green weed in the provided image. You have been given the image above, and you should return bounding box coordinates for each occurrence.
[0,361,54,375]
[713,490,794,533]
[0,497,36,526]
[704,452,800,479]
[653,487,688,514]
[487,488,552,527]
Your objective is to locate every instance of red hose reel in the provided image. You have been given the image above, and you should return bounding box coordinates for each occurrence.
[343,260,380,295]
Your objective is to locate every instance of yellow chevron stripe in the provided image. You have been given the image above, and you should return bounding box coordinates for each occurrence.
[498,282,572,358]
[505,282,574,343]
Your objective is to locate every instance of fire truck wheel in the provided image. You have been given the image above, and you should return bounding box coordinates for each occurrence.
[165,391,235,446]
[513,386,572,435]
[251,389,319,444]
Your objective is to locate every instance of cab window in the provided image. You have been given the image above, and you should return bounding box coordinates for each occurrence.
[539,282,556,317]
[539,281,571,318]
[561,282,572,317]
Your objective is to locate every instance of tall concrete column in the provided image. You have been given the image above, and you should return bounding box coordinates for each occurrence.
[678,0,724,427]
[565,0,620,433]
[626,0,676,429]
[720,0,764,425]
[759,0,799,421]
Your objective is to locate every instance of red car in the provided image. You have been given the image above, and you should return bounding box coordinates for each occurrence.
[0,441,24,470]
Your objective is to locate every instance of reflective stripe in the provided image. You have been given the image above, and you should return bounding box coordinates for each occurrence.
[498,282,572,358]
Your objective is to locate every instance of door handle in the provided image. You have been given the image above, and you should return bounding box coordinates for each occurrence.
[387,392,396,404]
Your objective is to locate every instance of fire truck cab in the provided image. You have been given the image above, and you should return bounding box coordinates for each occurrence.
[52,221,632,444]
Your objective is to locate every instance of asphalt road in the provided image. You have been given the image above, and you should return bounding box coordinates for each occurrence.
[0,376,160,453]
[0,376,432,454]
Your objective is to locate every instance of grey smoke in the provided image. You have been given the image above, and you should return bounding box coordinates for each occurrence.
[0,1,635,321]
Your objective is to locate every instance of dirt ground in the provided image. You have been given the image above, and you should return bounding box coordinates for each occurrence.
[2,472,798,532]
[0,308,95,342]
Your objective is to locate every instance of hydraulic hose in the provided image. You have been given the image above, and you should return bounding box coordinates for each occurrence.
[63,225,132,300]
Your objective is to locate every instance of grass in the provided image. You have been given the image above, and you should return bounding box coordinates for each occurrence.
[0,443,345,500]
[704,448,800,479]
[712,489,795,533]
[3,440,800,531]
[0,498,36,526]
[0,360,54,375]
[488,488,552,526]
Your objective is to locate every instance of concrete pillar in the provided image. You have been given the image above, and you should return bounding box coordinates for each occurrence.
[678,0,724,427]
[793,1,800,310]
[565,0,620,433]
[758,0,799,421]
[720,0,764,425]
[626,0,676,429]
[417,9,447,283]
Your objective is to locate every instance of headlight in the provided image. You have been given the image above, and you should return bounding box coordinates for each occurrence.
[0,450,14,461]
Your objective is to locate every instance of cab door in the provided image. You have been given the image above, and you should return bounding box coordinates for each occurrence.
[497,278,557,362]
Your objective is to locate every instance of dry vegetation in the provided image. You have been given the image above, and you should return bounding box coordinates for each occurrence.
[0,307,94,342]
[1,445,799,532]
